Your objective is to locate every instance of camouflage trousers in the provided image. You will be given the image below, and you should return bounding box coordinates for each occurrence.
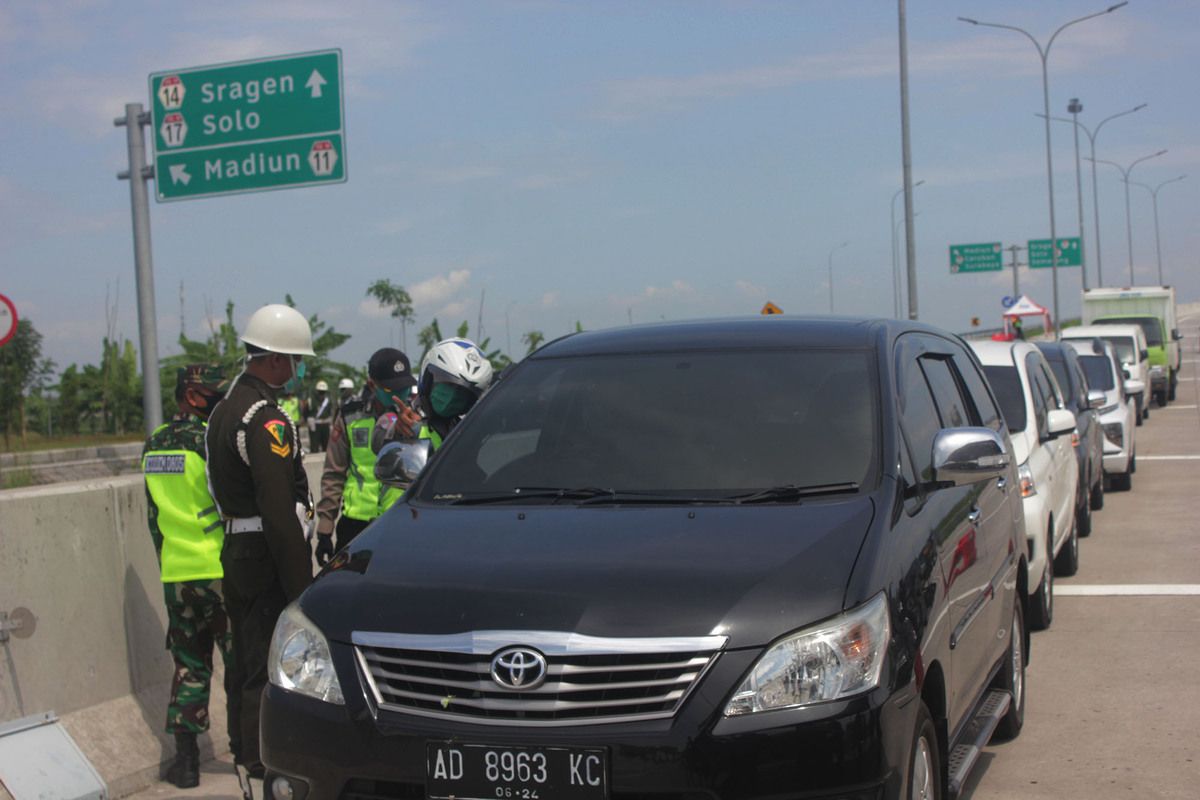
[164,580,233,735]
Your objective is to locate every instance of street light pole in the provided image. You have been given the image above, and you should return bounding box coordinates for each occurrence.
[828,241,849,314]
[960,3,1127,339]
[1130,176,1186,284]
[1089,150,1168,284]
[1039,103,1147,287]
[1067,99,1088,291]
[890,180,923,319]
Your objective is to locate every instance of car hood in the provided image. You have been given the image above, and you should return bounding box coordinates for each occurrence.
[301,498,876,650]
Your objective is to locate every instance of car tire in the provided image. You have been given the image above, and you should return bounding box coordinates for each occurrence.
[1169,376,1177,402]
[1076,484,1092,537]
[1136,397,1145,426]
[991,598,1026,742]
[1130,452,1137,474]
[1111,469,1133,492]
[1090,475,1104,510]
[1053,518,1079,577]
[1028,542,1053,631]
[908,702,942,800]
[1155,390,1167,408]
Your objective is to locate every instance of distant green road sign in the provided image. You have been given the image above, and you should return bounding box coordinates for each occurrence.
[1028,237,1081,268]
[149,50,345,201]
[950,242,1003,273]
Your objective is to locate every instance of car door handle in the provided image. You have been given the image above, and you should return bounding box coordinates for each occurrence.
[968,508,982,525]
[997,476,1007,492]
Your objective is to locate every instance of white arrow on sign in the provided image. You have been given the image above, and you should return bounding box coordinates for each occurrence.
[306,69,327,99]
[169,164,192,186]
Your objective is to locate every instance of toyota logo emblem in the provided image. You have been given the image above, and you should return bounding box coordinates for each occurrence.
[491,647,548,691]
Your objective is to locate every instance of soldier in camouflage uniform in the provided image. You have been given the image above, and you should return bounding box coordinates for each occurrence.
[143,365,235,789]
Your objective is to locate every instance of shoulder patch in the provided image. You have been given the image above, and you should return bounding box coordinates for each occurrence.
[264,419,288,446]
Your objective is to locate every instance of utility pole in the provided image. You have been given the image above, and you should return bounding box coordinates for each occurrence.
[115,102,162,435]
[1006,245,1025,299]
[898,0,919,320]
[1067,99,1089,290]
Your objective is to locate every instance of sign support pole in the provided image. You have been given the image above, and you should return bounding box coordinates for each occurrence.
[116,102,163,436]
[1006,245,1024,299]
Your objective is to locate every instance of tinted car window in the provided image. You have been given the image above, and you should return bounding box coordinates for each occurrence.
[982,366,1027,433]
[1095,316,1163,346]
[418,349,878,498]
[898,359,941,484]
[920,357,972,429]
[1047,359,1072,407]
[953,350,1002,429]
[1079,355,1115,391]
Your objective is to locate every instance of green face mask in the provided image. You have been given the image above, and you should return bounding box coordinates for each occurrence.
[284,360,307,394]
[374,386,398,410]
[430,382,475,418]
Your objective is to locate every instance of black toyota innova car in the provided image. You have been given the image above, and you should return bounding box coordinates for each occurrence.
[262,317,1029,800]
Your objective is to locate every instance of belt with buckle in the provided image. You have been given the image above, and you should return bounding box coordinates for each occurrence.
[225,516,265,534]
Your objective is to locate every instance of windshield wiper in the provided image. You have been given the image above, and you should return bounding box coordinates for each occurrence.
[727,482,860,504]
[576,490,735,506]
[443,487,617,505]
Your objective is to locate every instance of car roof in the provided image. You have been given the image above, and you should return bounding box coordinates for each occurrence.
[967,338,1038,366]
[1061,338,1114,359]
[1064,324,1144,340]
[531,315,945,358]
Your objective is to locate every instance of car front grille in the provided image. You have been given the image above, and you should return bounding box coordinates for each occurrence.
[353,630,726,727]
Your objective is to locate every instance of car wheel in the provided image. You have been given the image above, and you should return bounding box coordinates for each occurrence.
[1090,474,1105,510]
[1130,452,1137,474]
[1028,543,1053,631]
[1155,390,1167,408]
[992,598,1026,741]
[1054,518,1079,577]
[1169,377,1177,402]
[1076,484,1092,537]
[1136,397,1145,426]
[908,702,942,800]
[1112,469,1133,492]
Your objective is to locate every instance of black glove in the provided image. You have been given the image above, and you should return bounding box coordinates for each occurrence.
[315,533,335,567]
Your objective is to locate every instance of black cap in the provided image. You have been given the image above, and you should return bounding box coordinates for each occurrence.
[368,348,417,392]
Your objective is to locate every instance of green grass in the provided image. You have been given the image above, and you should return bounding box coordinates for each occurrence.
[0,467,35,489]
[0,432,143,454]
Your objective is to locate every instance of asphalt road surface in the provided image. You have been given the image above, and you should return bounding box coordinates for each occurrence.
[130,313,1200,800]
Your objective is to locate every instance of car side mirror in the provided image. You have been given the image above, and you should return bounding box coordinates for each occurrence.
[1046,408,1076,439]
[1086,389,1106,410]
[1173,328,1182,341]
[1124,379,1145,397]
[375,440,432,486]
[1140,349,1149,361]
[932,427,1010,487]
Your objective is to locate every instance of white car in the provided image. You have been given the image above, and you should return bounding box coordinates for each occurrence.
[971,340,1078,631]
[1063,338,1141,490]
[1062,324,1151,426]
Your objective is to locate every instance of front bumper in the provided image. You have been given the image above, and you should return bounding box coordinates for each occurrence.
[262,644,914,800]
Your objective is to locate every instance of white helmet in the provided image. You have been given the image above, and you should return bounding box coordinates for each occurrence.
[338,377,355,391]
[419,338,494,418]
[240,304,315,356]
[315,380,329,392]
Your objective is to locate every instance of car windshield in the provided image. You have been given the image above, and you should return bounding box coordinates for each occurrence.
[1079,355,1115,392]
[1098,336,1136,364]
[981,366,1027,433]
[415,348,878,502]
[1095,316,1162,347]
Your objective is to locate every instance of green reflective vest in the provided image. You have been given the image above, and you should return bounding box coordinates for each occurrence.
[280,396,302,424]
[343,415,404,521]
[419,423,444,451]
[143,428,224,583]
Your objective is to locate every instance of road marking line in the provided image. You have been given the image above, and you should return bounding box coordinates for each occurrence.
[1057,585,1200,596]
[1163,404,1197,410]
[1138,455,1200,461]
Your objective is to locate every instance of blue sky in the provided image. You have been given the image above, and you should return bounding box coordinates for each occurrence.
[3,0,1198,372]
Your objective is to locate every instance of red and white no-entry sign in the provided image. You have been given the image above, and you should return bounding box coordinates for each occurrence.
[0,294,18,347]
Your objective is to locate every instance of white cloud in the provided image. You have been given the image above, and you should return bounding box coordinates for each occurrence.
[411,269,471,306]
[735,280,766,298]
[437,300,469,319]
[358,298,392,319]
[541,291,560,308]
[643,280,693,300]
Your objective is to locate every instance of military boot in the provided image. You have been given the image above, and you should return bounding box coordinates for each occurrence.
[166,731,200,788]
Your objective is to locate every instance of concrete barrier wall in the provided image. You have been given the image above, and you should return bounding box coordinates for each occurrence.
[0,455,324,796]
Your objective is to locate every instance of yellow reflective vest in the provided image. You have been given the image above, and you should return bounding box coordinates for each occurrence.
[343,415,404,520]
[142,426,224,583]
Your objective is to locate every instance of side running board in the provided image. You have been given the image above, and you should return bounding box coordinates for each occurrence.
[946,689,1011,799]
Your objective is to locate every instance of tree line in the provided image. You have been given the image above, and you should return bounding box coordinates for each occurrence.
[0,281,559,448]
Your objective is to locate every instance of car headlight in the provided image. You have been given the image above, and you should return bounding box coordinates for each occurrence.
[724,593,889,716]
[1102,422,1124,448]
[1098,403,1119,416]
[268,603,345,704]
[1019,462,1037,498]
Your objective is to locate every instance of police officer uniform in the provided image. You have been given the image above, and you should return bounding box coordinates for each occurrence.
[204,304,315,789]
[142,364,234,789]
[315,348,417,560]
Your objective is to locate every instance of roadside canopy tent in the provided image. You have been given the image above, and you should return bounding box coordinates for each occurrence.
[992,295,1052,341]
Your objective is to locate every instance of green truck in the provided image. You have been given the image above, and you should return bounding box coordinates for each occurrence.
[1082,286,1182,406]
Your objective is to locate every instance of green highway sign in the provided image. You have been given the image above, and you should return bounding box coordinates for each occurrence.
[1028,237,1081,268]
[149,50,345,201]
[949,242,1003,273]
